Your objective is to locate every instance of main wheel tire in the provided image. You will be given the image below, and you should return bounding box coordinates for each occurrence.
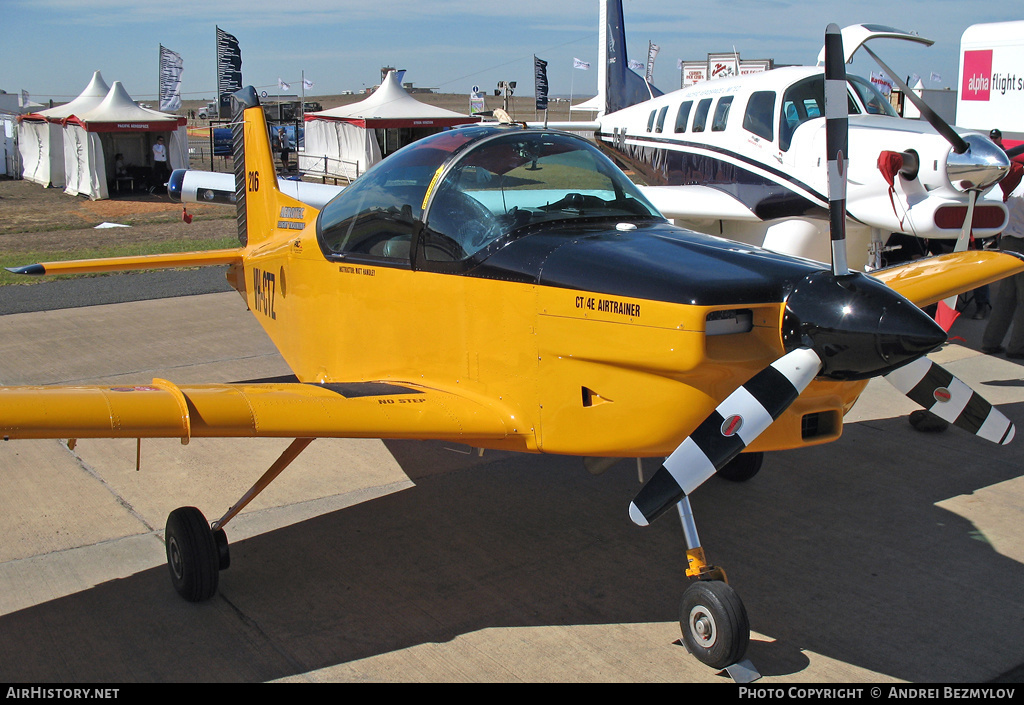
[679,580,750,669]
[716,452,763,482]
[165,507,220,602]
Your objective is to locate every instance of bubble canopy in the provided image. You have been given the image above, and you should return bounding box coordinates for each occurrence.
[316,124,663,267]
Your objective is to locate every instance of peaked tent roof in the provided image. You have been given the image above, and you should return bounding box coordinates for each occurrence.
[306,70,479,128]
[64,81,186,132]
[21,71,111,122]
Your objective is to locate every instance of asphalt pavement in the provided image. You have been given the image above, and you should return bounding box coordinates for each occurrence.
[0,267,232,315]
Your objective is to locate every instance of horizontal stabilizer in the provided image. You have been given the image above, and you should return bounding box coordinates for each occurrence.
[7,249,242,277]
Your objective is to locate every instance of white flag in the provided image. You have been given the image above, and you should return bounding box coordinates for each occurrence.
[303,78,314,90]
[573,57,590,70]
[159,45,184,112]
[646,42,660,82]
[278,78,291,91]
[628,60,644,71]
[930,72,942,83]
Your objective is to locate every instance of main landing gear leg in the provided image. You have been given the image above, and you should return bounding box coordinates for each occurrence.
[675,495,760,682]
[164,438,315,602]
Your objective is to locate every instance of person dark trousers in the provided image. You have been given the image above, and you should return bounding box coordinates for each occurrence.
[982,234,1024,357]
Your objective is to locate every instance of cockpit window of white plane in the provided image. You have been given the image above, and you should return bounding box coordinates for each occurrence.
[647,110,657,132]
[848,75,899,117]
[674,101,693,133]
[742,91,775,141]
[692,98,713,132]
[779,76,857,151]
[712,96,734,132]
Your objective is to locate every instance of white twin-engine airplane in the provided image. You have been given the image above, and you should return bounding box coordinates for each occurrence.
[578,3,1013,271]
[175,2,1012,274]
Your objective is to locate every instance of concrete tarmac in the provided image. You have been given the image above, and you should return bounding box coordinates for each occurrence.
[0,283,1022,683]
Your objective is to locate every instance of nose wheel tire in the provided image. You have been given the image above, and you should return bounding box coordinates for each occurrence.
[165,506,222,602]
[679,580,750,669]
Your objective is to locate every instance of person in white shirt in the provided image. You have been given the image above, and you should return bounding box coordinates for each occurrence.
[150,135,169,193]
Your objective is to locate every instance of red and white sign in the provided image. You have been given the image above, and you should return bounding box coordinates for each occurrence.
[961,49,993,102]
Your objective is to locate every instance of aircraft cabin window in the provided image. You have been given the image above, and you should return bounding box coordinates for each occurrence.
[654,105,669,133]
[711,96,734,132]
[742,90,775,141]
[319,127,663,270]
[674,101,693,133]
[647,110,657,132]
[316,127,484,262]
[418,129,662,266]
[692,98,713,132]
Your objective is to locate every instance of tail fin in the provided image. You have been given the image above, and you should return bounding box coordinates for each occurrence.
[602,0,664,115]
[228,87,313,248]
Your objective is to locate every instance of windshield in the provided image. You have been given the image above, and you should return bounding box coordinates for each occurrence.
[316,125,662,265]
[420,130,662,261]
[848,74,899,117]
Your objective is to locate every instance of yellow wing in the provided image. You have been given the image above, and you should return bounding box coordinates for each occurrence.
[0,380,513,444]
[872,250,1024,307]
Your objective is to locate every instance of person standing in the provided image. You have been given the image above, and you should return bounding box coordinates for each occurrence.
[982,170,1024,357]
[150,135,169,193]
[277,128,291,172]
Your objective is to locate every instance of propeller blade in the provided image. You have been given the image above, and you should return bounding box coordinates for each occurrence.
[956,189,978,253]
[885,356,1015,444]
[824,22,850,277]
[935,189,979,328]
[629,348,822,526]
[1006,144,1024,159]
[861,45,969,155]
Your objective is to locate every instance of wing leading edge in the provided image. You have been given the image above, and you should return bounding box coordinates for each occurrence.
[872,250,1024,308]
[0,380,514,444]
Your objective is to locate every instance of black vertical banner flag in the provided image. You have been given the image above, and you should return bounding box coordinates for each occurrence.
[216,26,242,117]
[534,56,549,111]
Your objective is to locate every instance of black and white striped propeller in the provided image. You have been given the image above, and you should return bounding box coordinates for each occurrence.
[629,24,1014,528]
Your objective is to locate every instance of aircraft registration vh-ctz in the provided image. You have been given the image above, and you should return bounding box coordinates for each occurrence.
[2,27,1023,677]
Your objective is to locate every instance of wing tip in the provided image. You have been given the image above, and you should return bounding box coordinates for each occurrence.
[6,264,45,276]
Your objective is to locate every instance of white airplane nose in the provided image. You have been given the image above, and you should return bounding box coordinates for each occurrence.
[946,133,1012,191]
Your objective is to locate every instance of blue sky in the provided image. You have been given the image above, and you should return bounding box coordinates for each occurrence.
[3,0,1021,105]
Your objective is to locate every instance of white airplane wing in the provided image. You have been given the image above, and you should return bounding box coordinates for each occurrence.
[639,185,761,222]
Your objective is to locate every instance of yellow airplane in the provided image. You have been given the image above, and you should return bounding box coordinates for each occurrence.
[2,31,1023,672]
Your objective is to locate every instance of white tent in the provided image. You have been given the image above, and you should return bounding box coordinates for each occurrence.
[61,81,187,200]
[1,91,43,177]
[18,71,110,187]
[300,70,478,180]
